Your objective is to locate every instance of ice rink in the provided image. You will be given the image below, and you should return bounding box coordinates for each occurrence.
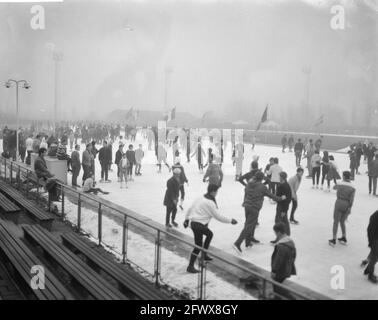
[2,133,378,299]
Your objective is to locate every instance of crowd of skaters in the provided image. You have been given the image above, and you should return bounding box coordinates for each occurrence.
[1,123,378,289]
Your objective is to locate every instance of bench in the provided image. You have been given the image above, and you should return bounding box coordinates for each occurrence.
[61,232,171,300]
[0,193,21,224]
[0,180,54,230]
[22,225,128,300]
[0,220,74,300]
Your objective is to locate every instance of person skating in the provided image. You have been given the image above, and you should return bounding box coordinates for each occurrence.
[325,155,340,192]
[118,153,129,189]
[163,168,181,227]
[320,151,330,190]
[368,154,378,196]
[191,138,206,173]
[157,142,171,173]
[271,172,292,244]
[271,222,297,299]
[288,167,304,225]
[81,143,93,186]
[329,171,355,247]
[203,156,223,187]
[172,157,189,211]
[125,144,136,181]
[362,210,378,284]
[266,157,282,197]
[98,140,112,183]
[135,144,144,176]
[115,142,124,182]
[348,148,357,181]
[304,139,315,178]
[238,160,260,186]
[294,139,304,167]
[184,184,238,273]
[233,171,284,253]
[311,150,322,188]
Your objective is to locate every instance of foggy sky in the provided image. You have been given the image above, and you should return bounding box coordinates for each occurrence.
[0,0,376,126]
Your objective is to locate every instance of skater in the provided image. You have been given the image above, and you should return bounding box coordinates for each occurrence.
[251,135,256,151]
[288,135,294,152]
[71,144,81,187]
[288,167,304,225]
[294,139,304,167]
[311,150,322,188]
[184,184,237,273]
[125,144,136,181]
[233,171,284,253]
[281,135,287,153]
[56,138,72,172]
[368,154,378,196]
[25,134,33,165]
[238,160,260,186]
[271,172,292,244]
[304,139,315,178]
[83,173,109,195]
[320,151,330,190]
[329,171,355,247]
[203,155,223,188]
[157,142,171,173]
[163,168,181,227]
[348,148,357,181]
[115,142,124,181]
[118,153,129,189]
[271,222,297,299]
[325,155,340,192]
[266,158,282,196]
[362,210,378,283]
[172,157,189,210]
[135,144,144,176]
[191,138,206,173]
[355,142,364,174]
[98,141,112,183]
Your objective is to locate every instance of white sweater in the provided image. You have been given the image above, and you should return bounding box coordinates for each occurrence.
[185,197,231,226]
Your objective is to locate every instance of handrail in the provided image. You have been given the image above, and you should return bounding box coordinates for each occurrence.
[0,156,321,300]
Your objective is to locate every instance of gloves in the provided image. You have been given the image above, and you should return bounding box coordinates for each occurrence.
[183,220,189,228]
[231,219,238,225]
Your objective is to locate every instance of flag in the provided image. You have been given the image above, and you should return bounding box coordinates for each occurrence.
[256,104,268,131]
[201,111,213,124]
[164,107,176,122]
[314,114,324,127]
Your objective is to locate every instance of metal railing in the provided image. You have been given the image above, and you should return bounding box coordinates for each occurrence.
[0,156,319,300]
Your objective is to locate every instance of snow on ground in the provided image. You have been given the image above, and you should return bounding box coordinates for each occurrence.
[2,132,378,299]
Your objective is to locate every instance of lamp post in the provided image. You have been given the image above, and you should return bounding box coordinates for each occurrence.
[53,51,63,134]
[5,79,30,162]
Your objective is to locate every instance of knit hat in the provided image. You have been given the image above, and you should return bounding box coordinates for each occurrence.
[173,168,181,175]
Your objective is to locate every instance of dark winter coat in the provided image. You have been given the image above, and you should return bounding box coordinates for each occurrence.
[368,159,378,178]
[276,182,292,213]
[126,150,136,165]
[115,149,123,167]
[243,181,281,212]
[98,146,112,164]
[34,156,53,180]
[163,176,180,207]
[368,211,378,248]
[271,236,297,281]
[238,169,261,186]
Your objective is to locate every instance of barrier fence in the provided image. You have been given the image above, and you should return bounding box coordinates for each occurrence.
[0,156,317,300]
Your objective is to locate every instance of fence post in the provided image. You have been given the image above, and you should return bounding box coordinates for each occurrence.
[10,162,12,184]
[122,216,128,264]
[261,279,268,300]
[154,230,161,287]
[98,203,102,246]
[198,250,206,300]
[61,186,65,218]
[26,170,30,197]
[77,193,81,232]
[17,166,21,190]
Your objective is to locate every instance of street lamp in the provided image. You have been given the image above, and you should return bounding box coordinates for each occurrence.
[53,50,63,134]
[4,79,31,162]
